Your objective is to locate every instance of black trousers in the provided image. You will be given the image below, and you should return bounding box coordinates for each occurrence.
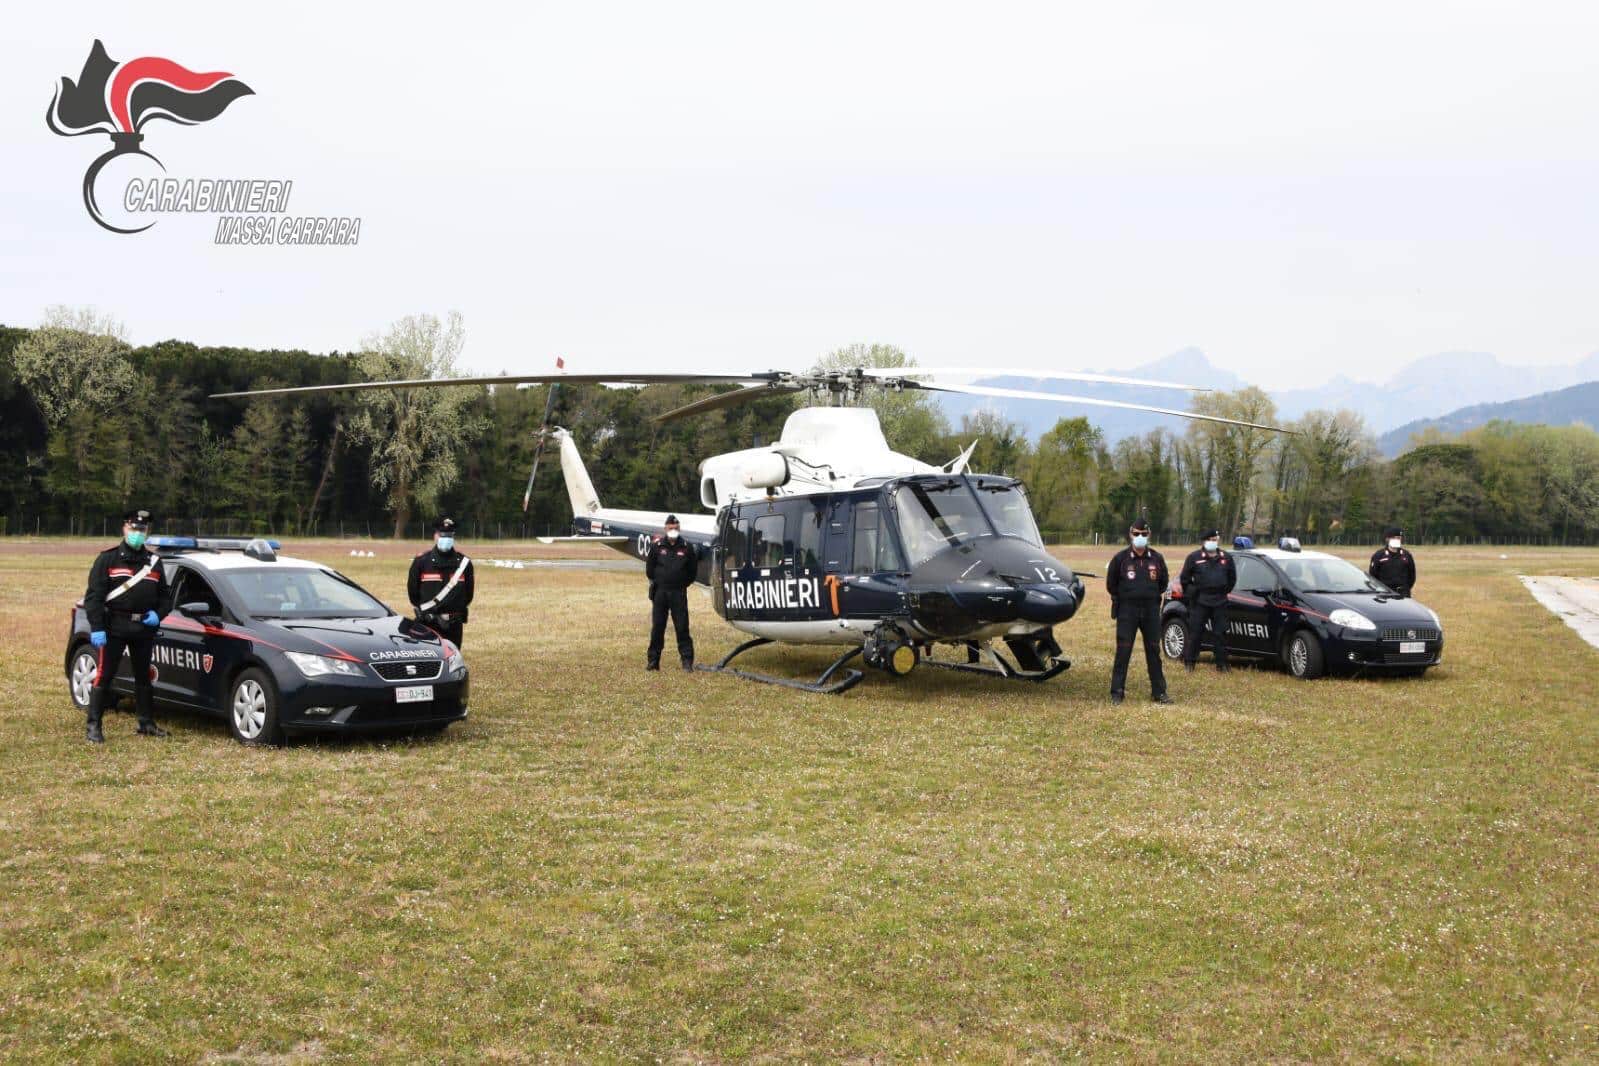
[1111,600,1166,697]
[1185,600,1230,668]
[92,633,154,721]
[435,621,464,650]
[648,587,694,665]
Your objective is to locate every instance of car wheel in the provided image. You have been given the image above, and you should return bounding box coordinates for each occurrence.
[1284,631,1324,680]
[1160,617,1187,661]
[228,668,284,746]
[69,645,98,710]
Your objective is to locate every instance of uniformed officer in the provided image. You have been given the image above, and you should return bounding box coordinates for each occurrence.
[408,516,475,648]
[1105,519,1172,704]
[1178,528,1237,672]
[645,514,698,671]
[82,508,170,743]
[1369,525,1417,597]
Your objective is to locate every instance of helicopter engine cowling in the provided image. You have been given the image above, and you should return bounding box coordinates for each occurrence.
[737,452,790,491]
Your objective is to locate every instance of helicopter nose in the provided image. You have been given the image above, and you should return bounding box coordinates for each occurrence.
[1018,582,1081,624]
[947,581,1025,621]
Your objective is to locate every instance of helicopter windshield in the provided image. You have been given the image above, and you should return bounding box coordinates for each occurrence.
[893,479,1043,565]
[973,481,1043,547]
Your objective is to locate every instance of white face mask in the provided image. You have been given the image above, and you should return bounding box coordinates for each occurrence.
[1131,534,1149,549]
[666,528,680,540]
[1203,540,1218,552]
[1387,538,1401,550]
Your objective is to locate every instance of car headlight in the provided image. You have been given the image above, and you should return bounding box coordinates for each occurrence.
[446,650,465,677]
[1328,608,1376,631]
[285,651,364,678]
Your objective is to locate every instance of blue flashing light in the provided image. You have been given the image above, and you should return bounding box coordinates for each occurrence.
[1232,536,1254,550]
[149,536,197,548]
[150,536,281,551]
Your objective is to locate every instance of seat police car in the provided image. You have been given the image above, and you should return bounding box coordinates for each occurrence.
[1159,538,1445,679]
[64,537,468,744]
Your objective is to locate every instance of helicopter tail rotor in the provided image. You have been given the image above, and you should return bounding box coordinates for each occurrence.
[521,371,563,513]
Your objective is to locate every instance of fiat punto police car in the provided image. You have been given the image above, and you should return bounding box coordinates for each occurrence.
[1159,538,1445,679]
[64,538,468,743]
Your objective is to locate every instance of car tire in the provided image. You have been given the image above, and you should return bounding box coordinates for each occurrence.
[228,668,285,746]
[69,644,99,710]
[1160,617,1187,661]
[1284,630,1324,680]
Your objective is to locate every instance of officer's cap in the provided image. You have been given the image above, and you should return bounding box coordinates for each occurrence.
[123,508,152,528]
[664,514,680,526]
[1129,518,1151,534]
[434,516,457,534]
[1201,528,1219,541]
[1382,524,1402,539]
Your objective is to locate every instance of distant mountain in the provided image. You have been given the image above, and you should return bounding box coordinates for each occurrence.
[934,347,1599,443]
[1377,380,1599,456]
[1274,350,1599,432]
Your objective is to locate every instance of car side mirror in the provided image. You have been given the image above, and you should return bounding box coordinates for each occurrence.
[178,601,214,617]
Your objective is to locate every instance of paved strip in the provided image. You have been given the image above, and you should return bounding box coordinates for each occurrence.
[484,558,642,571]
[1519,575,1599,650]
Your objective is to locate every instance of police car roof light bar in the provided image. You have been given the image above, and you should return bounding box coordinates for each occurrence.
[149,536,282,552]
[1233,536,1254,550]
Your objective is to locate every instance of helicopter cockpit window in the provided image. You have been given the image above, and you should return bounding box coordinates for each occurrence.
[750,514,785,568]
[975,482,1043,547]
[850,500,904,575]
[893,481,994,565]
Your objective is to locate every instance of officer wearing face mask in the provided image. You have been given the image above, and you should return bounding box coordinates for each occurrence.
[1178,528,1237,672]
[1104,519,1171,704]
[1369,525,1417,597]
[409,516,474,649]
[645,514,698,671]
[82,508,170,744]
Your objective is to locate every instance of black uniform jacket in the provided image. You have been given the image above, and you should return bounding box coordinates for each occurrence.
[1179,548,1237,606]
[1106,546,1169,606]
[1368,547,1416,595]
[408,548,475,619]
[85,542,169,638]
[646,536,699,591]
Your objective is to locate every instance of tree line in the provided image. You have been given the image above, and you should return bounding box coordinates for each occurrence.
[3,312,1597,545]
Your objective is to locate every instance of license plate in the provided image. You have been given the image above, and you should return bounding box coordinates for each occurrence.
[1399,641,1425,654]
[394,685,434,703]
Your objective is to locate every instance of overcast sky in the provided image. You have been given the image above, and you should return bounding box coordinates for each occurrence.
[2,2,1595,390]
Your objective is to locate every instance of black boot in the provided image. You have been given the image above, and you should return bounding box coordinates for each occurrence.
[1110,691,1125,705]
[645,661,660,672]
[85,689,105,744]
[134,686,167,736]
[1152,693,1173,704]
[681,659,694,672]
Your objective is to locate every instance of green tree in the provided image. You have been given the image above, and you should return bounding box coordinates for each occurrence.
[346,312,484,537]
[10,306,138,428]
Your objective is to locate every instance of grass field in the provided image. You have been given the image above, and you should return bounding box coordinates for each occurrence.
[1,539,1595,1062]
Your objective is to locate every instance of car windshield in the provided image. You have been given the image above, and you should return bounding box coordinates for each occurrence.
[1276,556,1386,594]
[893,480,996,565]
[973,481,1043,547]
[217,567,391,619]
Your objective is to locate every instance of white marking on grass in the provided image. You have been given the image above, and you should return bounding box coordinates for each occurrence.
[1519,575,1599,650]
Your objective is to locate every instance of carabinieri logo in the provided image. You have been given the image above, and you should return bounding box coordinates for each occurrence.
[46,40,253,234]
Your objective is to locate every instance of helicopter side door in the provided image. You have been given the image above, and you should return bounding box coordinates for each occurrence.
[718,500,831,623]
[830,493,909,622]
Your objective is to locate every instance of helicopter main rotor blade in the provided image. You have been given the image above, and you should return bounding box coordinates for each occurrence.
[653,382,807,423]
[909,381,1296,434]
[861,367,1213,391]
[210,370,779,400]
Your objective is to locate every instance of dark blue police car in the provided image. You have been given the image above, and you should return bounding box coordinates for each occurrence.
[1159,540,1445,679]
[65,538,468,743]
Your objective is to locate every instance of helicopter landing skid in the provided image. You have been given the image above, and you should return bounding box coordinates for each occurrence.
[695,637,866,695]
[921,641,1071,683]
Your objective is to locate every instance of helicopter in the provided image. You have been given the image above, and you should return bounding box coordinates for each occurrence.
[214,363,1289,693]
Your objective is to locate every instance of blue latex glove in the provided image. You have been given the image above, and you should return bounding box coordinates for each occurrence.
[89,630,107,648]
[142,610,161,627]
